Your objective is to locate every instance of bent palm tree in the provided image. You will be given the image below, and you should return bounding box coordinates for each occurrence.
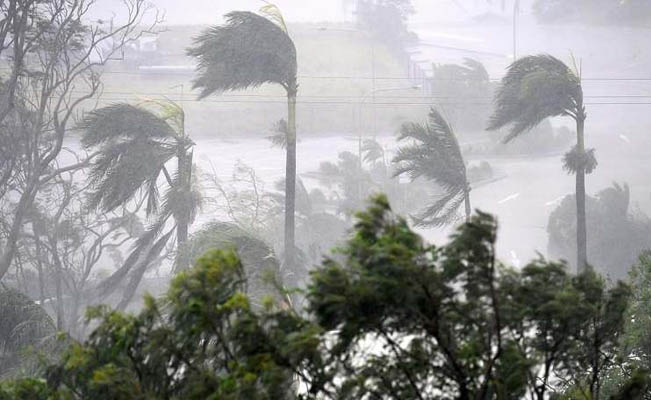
[488,54,593,271]
[394,108,470,227]
[80,101,202,308]
[187,6,298,267]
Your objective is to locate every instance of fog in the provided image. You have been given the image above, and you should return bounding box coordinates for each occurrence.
[2,0,651,396]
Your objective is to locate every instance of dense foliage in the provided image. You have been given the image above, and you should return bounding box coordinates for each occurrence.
[0,196,643,399]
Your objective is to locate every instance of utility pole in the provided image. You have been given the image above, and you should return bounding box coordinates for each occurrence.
[513,0,520,60]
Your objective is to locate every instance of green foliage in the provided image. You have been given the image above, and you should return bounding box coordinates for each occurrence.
[394,107,470,226]
[0,197,637,399]
[0,378,52,400]
[39,249,320,399]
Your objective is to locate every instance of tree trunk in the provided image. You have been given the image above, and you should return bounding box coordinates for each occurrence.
[174,147,191,272]
[176,149,189,246]
[575,114,587,272]
[0,184,37,281]
[464,187,471,222]
[284,90,297,269]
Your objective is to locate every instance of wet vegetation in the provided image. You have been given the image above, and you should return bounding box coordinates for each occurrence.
[1,0,651,398]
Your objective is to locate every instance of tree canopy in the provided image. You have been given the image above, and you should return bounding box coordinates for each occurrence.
[0,196,642,399]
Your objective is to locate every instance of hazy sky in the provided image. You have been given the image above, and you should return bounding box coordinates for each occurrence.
[93,0,506,26]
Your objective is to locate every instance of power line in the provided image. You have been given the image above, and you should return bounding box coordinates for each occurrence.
[55,88,651,99]
[88,96,651,106]
[7,66,651,82]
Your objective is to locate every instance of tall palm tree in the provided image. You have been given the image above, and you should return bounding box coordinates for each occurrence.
[80,101,202,308]
[187,6,298,267]
[487,54,594,271]
[394,107,471,227]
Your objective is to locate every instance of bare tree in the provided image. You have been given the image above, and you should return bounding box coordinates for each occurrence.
[0,0,162,282]
[16,154,143,336]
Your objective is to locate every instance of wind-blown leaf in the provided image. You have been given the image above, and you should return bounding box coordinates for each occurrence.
[361,138,385,165]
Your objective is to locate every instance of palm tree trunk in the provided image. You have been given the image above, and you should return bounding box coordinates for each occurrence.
[176,149,189,247]
[284,90,297,268]
[576,114,587,272]
[174,147,191,272]
[464,187,471,222]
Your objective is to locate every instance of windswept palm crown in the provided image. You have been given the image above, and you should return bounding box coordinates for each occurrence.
[80,103,190,216]
[488,54,592,271]
[394,108,469,227]
[487,54,583,143]
[80,101,202,308]
[187,11,297,97]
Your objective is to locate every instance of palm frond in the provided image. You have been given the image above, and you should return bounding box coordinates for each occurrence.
[394,108,467,191]
[117,227,176,310]
[80,103,180,214]
[85,139,176,213]
[161,167,203,227]
[562,146,597,175]
[187,11,297,98]
[394,108,469,227]
[273,177,312,216]
[174,222,282,303]
[461,58,490,82]
[79,103,177,148]
[259,2,288,33]
[361,138,384,165]
[0,287,55,378]
[138,98,185,136]
[488,54,582,141]
[267,118,288,149]
[413,189,466,227]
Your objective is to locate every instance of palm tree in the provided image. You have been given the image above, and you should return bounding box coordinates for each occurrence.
[393,107,471,227]
[0,286,55,378]
[80,101,202,308]
[187,6,298,267]
[175,222,286,308]
[487,54,594,271]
